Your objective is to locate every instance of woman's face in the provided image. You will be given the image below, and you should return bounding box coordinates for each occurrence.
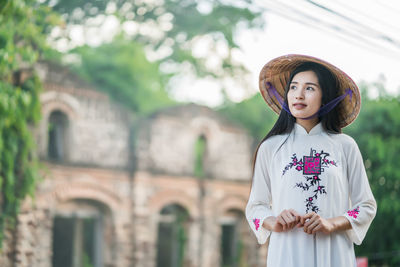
[287,70,322,122]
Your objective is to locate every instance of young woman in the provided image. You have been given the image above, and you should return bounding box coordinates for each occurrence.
[245,54,376,266]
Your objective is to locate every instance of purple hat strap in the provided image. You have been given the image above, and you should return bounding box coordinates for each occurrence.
[266,82,353,120]
[266,82,292,114]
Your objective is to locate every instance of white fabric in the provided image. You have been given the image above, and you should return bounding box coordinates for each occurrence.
[246,122,376,267]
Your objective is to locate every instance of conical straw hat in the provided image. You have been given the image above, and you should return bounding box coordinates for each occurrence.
[259,54,361,128]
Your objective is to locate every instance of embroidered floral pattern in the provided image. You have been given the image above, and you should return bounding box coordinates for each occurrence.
[282,148,337,213]
[253,218,260,230]
[347,207,360,218]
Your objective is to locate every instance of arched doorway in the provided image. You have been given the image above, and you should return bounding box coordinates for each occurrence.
[52,199,113,267]
[156,204,190,267]
[220,209,254,267]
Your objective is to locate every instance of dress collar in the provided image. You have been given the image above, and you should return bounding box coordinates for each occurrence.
[294,122,324,136]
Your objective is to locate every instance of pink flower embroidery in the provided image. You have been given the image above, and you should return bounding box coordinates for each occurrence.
[283,148,337,213]
[253,218,260,230]
[347,207,360,218]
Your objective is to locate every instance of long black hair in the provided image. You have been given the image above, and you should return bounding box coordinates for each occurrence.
[251,61,342,175]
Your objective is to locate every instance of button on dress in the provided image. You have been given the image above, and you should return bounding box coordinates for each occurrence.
[246,122,377,267]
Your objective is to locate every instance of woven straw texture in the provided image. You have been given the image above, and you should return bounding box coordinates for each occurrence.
[259,54,361,128]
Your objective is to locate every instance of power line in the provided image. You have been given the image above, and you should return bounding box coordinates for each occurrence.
[376,0,400,14]
[259,0,400,60]
[256,0,400,60]
[304,0,400,49]
[332,0,400,33]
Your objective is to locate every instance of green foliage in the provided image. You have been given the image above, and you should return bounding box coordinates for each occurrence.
[0,78,42,246]
[236,237,244,267]
[156,0,263,78]
[0,0,61,80]
[0,0,58,247]
[68,37,175,114]
[82,252,94,267]
[176,212,188,267]
[43,0,265,99]
[194,136,206,178]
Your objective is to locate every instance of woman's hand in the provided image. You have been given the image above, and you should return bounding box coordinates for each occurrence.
[300,212,335,234]
[263,209,301,232]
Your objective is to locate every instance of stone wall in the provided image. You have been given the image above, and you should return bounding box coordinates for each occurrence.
[36,62,131,169]
[136,104,253,181]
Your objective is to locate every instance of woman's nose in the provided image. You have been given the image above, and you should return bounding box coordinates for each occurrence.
[295,88,305,99]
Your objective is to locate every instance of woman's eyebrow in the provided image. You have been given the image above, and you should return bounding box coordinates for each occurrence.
[305,82,319,86]
[290,81,319,87]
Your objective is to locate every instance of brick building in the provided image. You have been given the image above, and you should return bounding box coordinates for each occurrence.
[0,62,268,267]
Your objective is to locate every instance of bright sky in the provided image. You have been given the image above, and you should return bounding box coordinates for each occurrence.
[170,0,400,107]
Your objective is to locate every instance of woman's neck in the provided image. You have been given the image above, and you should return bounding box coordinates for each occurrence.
[296,118,319,133]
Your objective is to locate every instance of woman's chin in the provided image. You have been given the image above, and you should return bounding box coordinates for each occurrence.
[291,112,311,119]
[290,109,319,120]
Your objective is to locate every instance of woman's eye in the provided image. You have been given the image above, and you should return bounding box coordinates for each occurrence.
[290,85,296,90]
[306,86,315,91]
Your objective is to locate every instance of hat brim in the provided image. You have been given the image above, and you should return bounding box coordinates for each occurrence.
[259,54,360,128]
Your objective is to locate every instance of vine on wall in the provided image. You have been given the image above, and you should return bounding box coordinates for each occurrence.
[0,0,59,247]
[0,76,42,246]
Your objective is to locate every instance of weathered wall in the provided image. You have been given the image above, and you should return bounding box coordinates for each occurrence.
[36,62,132,169]
[136,104,253,181]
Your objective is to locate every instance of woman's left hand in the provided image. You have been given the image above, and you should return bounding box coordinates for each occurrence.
[300,212,335,234]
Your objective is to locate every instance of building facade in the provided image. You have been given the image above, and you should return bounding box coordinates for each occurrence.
[0,63,268,267]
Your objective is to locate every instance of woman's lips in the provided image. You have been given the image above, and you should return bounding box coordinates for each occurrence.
[293,103,307,109]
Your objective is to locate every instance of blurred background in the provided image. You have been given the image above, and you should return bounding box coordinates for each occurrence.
[0,0,399,266]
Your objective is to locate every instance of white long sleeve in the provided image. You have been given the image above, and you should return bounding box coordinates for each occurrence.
[342,137,377,245]
[245,141,274,245]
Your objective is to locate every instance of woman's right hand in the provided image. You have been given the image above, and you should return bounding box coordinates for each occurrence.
[263,209,301,232]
